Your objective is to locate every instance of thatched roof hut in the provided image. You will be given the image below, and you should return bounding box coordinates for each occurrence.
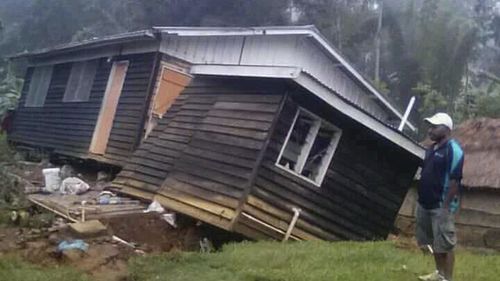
[397,118,500,249]
[452,118,500,190]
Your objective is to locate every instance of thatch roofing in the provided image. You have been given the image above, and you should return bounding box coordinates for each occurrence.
[452,118,500,190]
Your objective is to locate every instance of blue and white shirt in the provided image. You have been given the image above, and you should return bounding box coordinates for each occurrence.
[419,139,464,212]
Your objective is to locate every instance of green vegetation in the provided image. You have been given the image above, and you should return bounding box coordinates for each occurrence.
[0,134,19,210]
[0,63,23,117]
[0,0,499,133]
[0,132,14,164]
[128,241,500,281]
[0,256,89,281]
[0,133,22,209]
[0,240,498,281]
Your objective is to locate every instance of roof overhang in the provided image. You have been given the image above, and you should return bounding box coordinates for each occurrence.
[10,25,417,132]
[190,64,424,159]
[155,26,415,131]
[190,64,301,79]
[295,73,424,159]
[9,30,158,60]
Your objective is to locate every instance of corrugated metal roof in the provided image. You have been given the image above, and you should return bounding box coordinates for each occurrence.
[154,26,413,131]
[9,25,423,158]
[11,26,411,129]
[9,30,157,59]
[190,64,424,159]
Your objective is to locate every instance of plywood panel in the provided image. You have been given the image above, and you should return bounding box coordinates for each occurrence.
[152,68,192,117]
[89,61,129,154]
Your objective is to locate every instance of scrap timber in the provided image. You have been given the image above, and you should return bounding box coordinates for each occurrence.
[29,191,147,222]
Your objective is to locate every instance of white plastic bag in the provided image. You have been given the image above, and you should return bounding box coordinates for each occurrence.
[43,168,61,192]
[143,200,165,213]
[59,164,75,180]
[162,213,177,228]
[60,177,90,195]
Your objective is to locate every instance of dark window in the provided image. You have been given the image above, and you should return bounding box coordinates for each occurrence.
[63,60,98,102]
[25,66,53,107]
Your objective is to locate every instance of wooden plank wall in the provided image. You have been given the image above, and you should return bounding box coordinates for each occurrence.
[10,60,110,155]
[9,53,156,165]
[236,94,420,241]
[100,53,156,164]
[113,76,285,231]
[112,88,192,195]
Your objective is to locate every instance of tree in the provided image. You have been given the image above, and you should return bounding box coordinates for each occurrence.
[0,63,23,117]
[0,0,497,135]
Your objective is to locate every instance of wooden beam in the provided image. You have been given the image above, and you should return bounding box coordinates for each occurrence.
[153,194,232,230]
[133,52,162,150]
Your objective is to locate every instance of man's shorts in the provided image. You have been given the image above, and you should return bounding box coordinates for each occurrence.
[415,203,457,253]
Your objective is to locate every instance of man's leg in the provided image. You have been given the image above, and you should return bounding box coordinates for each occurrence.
[444,251,454,280]
[433,210,457,281]
[416,205,443,281]
[432,251,454,280]
[433,253,446,277]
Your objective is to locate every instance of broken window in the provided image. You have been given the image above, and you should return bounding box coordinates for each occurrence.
[25,65,53,107]
[276,108,342,186]
[63,60,98,102]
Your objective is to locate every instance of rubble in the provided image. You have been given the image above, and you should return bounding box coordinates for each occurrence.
[144,200,165,213]
[0,156,247,281]
[59,164,76,180]
[60,177,90,195]
[69,220,107,238]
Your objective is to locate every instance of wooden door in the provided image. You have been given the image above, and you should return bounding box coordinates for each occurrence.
[89,61,129,155]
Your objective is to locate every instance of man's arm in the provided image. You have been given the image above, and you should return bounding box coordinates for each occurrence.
[443,179,459,210]
[444,141,464,211]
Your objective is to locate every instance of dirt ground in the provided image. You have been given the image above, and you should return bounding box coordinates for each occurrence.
[0,211,209,281]
[0,225,131,281]
[0,154,248,281]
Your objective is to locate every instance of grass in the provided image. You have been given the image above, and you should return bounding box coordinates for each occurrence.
[0,255,90,281]
[0,133,26,211]
[0,133,15,164]
[0,240,498,281]
[128,240,500,281]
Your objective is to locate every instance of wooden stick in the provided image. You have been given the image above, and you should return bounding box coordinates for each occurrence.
[28,198,78,223]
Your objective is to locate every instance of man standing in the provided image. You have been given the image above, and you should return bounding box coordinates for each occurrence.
[417,113,464,281]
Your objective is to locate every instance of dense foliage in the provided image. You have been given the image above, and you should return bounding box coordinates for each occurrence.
[0,0,499,134]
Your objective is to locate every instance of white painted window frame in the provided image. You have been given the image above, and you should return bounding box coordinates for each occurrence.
[275,107,342,187]
[25,65,53,107]
[63,60,98,102]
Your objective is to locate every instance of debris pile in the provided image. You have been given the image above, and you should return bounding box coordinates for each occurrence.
[0,157,246,280]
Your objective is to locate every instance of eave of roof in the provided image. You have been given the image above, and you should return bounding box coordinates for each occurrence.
[190,64,424,159]
[153,25,415,131]
[9,25,417,134]
[9,30,157,59]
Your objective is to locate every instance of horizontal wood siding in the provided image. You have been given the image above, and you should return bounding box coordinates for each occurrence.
[10,60,110,154]
[102,53,157,163]
[114,77,285,231]
[238,94,420,241]
[10,53,156,165]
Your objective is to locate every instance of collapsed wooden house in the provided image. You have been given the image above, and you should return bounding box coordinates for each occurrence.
[399,118,500,249]
[9,26,424,241]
